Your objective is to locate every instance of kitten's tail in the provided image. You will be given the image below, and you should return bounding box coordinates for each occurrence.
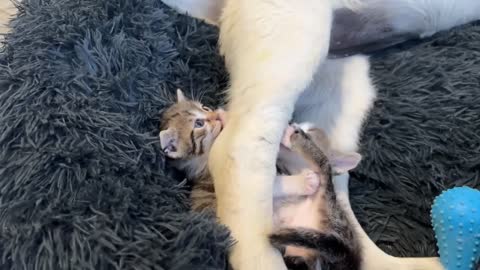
[269,228,361,270]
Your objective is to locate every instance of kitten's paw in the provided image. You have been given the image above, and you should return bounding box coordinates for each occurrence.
[281,125,296,148]
[302,169,320,195]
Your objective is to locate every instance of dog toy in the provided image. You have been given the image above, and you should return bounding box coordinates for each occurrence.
[431,186,480,270]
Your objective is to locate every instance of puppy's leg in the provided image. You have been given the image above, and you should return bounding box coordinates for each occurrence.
[161,0,480,56]
[208,1,333,269]
[334,174,444,270]
[330,0,480,56]
[322,55,444,270]
[365,0,480,38]
[293,55,376,150]
[294,55,442,270]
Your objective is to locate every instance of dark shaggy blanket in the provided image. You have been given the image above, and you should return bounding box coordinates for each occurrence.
[0,0,479,269]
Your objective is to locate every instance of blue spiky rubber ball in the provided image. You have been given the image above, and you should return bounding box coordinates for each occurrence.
[431,187,480,270]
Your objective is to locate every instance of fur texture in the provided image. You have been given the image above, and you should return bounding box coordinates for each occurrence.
[161,0,480,56]
[0,1,232,269]
[208,1,333,269]
[271,126,362,270]
[159,95,363,269]
[161,1,480,269]
[0,0,479,269]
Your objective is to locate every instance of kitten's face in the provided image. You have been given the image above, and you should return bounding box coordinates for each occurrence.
[280,123,361,175]
[159,90,225,159]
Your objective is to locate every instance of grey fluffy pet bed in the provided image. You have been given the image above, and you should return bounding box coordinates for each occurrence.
[0,0,479,269]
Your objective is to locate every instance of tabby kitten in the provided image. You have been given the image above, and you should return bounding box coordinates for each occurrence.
[272,124,362,270]
[159,90,362,270]
[159,89,226,211]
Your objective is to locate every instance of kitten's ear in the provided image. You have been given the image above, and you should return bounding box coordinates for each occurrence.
[159,128,178,157]
[176,89,186,103]
[329,151,362,174]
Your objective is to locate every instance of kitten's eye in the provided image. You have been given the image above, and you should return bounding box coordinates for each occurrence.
[202,106,212,112]
[194,119,205,128]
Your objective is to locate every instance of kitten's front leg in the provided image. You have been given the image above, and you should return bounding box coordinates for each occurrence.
[208,0,333,269]
[273,170,320,198]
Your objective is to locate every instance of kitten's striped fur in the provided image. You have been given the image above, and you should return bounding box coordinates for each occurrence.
[272,125,361,270]
[159,1,477,269]
[159,89,223,211]
[159,91,362,270]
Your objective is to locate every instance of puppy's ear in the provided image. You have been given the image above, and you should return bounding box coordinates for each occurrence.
[176,89,186,103]
[159,128,178,157]
[329,151,362,174]
[161,0,224,26]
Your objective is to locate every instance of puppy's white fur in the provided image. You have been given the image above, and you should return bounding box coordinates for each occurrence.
[353,0,480,37]
[208,1,332,269]
[293,56,376,153]
[161,0,479,269]
[161,0,480,38]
